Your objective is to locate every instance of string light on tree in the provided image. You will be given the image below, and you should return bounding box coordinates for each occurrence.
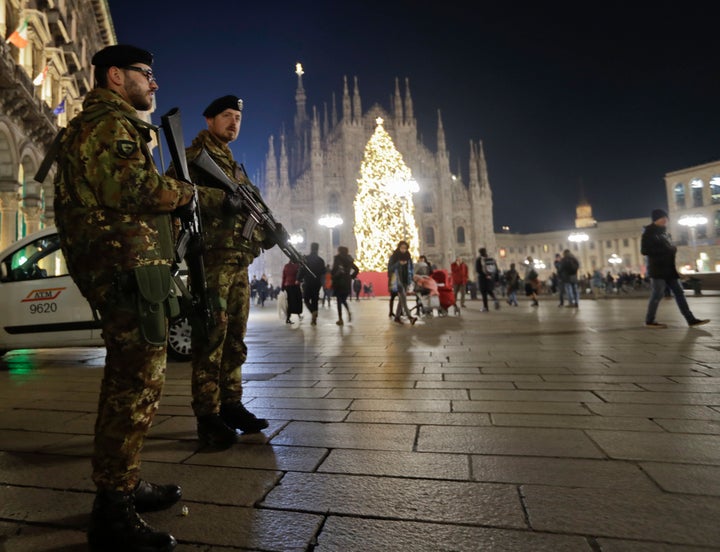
[354,117,419,271]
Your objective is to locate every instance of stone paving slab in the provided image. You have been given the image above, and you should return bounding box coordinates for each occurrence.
[262,472,526,528]
[314,517,593,552]
[0,522,88,552]
[318,449,469,480]
[640,462,720,496]
[587,429,720,464]
[490,413,663,431]
[471,455,657,490]
[523,484,720,547]
[183,443,327,472]
[418,426,605,457]
[345,410,492,425]
[595,539,719,551]
[271,421,416,451]
[587,403,720,420]
[150,502,323,551]
[653,418,720,434]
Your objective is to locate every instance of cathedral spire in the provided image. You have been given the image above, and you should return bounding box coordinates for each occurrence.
[294,62,307,136]
[311,105,320,151]
[331,92,338,128]
[404,77,414,122]
[468,140,480,189]
[279,131,290,191]
[437,109,447,157]
[478,140,489,191]
[265,135,277,188]
[352,76,362,125]
[323,101,329,137]
[394,77,403,125]
[342,76,351,124]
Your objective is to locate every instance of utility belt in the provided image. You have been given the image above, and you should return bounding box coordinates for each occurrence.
[112,265,180,346]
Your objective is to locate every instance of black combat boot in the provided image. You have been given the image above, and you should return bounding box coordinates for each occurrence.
[133,480,182,513]
[196,413,237,448]
[220,402,269,434]
[88,490,177,552]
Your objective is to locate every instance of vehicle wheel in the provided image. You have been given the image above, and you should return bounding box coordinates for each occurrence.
[167,316,193,362]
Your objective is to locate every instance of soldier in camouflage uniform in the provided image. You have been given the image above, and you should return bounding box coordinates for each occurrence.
[171,95,272,448]
[53,45,193,552]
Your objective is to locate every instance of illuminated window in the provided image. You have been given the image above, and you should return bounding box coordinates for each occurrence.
[456,226,465,244]
[606,240,612,248]
[623,238,629,247]
[690,178,704,207]
[673,183,685,208]
[710,176,720,204]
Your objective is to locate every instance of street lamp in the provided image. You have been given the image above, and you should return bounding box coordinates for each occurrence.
[319,214,343,261]
[568,232,589,243]
[608,253,622,273]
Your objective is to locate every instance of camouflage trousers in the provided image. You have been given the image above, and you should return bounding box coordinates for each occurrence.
[93,299,167,492]
[191,263,249,417]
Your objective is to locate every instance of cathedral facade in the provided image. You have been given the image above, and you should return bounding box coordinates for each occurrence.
[256,67,496,283]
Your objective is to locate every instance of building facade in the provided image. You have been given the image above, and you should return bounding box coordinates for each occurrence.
[0,0,115,251]
[495,204,647,282]
[664,159,720,273]
[256,68,496,283]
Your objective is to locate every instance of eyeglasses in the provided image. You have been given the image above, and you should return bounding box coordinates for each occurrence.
[123,66,156,84]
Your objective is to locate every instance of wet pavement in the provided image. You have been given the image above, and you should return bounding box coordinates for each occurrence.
[1,293,718,551]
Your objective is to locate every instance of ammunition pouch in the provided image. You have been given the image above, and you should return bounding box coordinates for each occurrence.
[132,265,180,346]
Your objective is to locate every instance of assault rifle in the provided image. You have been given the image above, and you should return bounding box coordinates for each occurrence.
[160,108,214,340]
[191,149,315,277]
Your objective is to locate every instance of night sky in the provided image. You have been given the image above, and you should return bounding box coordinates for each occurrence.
[109,1,719,234]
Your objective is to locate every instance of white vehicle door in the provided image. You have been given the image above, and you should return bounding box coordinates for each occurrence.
[0,232,100,351]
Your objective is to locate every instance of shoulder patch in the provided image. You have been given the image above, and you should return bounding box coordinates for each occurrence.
[116,140,138,158]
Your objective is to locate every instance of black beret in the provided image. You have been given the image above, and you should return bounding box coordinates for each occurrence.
[91,44,153,67]
[203,95,243,118]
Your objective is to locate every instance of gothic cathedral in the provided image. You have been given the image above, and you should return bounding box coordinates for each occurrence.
[257,65,496,282]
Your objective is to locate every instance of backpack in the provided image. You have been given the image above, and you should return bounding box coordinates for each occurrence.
[484,257,498,280]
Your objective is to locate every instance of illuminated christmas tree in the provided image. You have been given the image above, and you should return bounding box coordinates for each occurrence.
[354,118,419,271]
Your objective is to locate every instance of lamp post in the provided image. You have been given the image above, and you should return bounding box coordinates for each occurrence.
[678,214,708,272]
[319,214,343,262]
[608,253,622,274]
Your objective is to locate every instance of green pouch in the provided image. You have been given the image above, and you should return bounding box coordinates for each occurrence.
[133,265,177,346]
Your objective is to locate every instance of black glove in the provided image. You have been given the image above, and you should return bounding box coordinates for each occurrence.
[262,223,284,249]
[174,196,196,223]
[222,191,244,214]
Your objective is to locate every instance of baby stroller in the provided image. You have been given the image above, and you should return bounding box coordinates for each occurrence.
[412,274,441,318]
[430,269,461,316]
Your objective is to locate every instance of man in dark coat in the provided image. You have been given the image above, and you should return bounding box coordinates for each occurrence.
[641,209,709,328]
[299,242,326,325]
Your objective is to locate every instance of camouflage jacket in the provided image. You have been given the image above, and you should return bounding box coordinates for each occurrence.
[184,130,267,267]
[53,88,193,304]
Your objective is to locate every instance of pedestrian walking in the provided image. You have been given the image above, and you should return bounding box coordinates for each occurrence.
[641,209,709,328]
